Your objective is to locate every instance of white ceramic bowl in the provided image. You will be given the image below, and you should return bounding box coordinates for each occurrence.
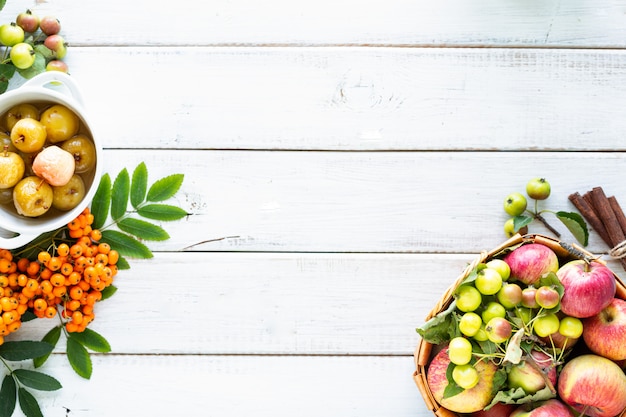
[0,72,102,249]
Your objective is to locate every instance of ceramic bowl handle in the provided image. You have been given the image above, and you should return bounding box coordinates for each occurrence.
[22,72,85,107]
[0,232,41,250]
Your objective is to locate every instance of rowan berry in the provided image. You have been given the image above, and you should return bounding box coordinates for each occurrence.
[37,251,51,264]
[68,218,81,230]
[40,268,52,280]
[2,311,18,324]
[47,257,62,271]
[57,243,70,257]
[69,285,83,300]
[60,262,73,276]
[69,228,83,239]
[90,229,102,242]
[16,258,29,272]
[16,274,27,287]
[66,321,78,333]
[50,273,65,287]
[16,304,27,315]
[69,244,83,258]
[0,250,11,261]
[0,258,11,274]
[68,271,81,285]
[52,286,66,298]
[67,299,80,311]
[7,321,20,333]
[107,249,119,265]
[26,261,40,276]
[33,298,47,312]
[25,278,38,292]
[0,276,7,287]
[44,306,56,318]
[0,297,17,311]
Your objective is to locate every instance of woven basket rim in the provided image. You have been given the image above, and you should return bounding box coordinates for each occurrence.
[413,233,626,417]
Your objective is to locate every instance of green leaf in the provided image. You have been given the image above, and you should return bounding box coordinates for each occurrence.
[13,370,62,392]
[69,328,111,353]
[91,173,112,230]
[0,63,15,94]
[488,384,555,407]
[443,361,464,399]
[101,230,153,259]
[117,218,170,241]
[557,211,589,247]
[116,255,130,270]
[34,326,62,368]
[111,168,130,221]
[20,310,37,323]
[0,0,7,13]
[33,44,54,61]
[0,375,16,417]
[100,285,118,300]
[0,341,53,361]
[513,215,533,232]
[18,388,43,417]
[66,337,92,379]
[137,203,188,221]
[131,162,148,209]
[147,174,184,202]
[415,301,459,345]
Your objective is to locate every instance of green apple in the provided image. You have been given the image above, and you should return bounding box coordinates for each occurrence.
[526,177,551,200]
[504,192,527,216]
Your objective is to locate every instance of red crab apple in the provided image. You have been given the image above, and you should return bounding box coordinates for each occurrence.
[427,346,498,413]
[471,402,515,417]
[558,354,626,417]
[510,399,574,417]
[538,329,579,351]
[583,297,626,361]
[503,243,558,285]
[556,260,616,318]
[507,350,557,394]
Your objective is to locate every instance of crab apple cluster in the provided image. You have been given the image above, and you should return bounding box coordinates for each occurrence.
[0,207,118,344]
[0,10,68,73]
[503,177,551,237]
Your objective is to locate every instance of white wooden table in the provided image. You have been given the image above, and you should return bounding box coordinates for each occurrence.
[3,1,626,416]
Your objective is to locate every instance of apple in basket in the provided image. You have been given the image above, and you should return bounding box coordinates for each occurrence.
[582,297,626,361]
[503,243,559,285]
[470,402,515,417]
[509,399,574,417]
[557,354,626,417]
[507,350,557,395]
[427,346,498,413]
[556,260,616,318]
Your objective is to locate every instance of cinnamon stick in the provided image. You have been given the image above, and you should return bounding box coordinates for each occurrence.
[589,187,626,247]
[609,196,626,237]
[568,192,611,244]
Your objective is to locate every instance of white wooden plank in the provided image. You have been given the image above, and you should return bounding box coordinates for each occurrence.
[30,47,626,151]
[84,149,626,254]
[8,354,427,417]
[12,252,624,355]
[5,0,626,47]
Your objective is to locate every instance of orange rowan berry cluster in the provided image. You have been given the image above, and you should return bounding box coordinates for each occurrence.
[0,208,118,344]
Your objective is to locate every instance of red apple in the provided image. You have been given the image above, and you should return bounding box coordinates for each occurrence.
[503,243,559,285]
[556,260,616,318]
[538,329,579,351]
[507,350,557,394]
[427,346,498,413]
[471,402,515,417]
[583,297,626,361]
[510,399,574,417]
[558,354,626,417]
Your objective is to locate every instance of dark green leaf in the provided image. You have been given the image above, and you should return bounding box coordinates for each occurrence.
[513,215,533,232]
[0,341,53,361]
[101,230,153,259]
[415,301,458,345]
[33,44,54,61]
[0,64,15,94]
[131,162,148,209]
[18,388,43,417]
[137,204,188,221]
[20,310,37,323]
[147,174,184,202]
[0,375,16,417]
[13,370,61,392]
[443,361,464,398]
[116,255,130,270]
[91,173,112,230]
[557,211,589,247]
[66,337,92,379]
[34,326,62,368]
[69,328,111,353]
[117,218,169,241]
[100,285,118,300]
[111,168,130,221]
[0,0,7,13]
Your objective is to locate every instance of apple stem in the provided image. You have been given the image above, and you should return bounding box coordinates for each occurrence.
[534,212,561,238]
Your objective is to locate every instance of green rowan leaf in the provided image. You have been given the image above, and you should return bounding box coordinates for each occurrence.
[101,230,153,259]
[117,218,169,241]
[69,328,111,353]
[34,326,62,368]
[147,174,184,202]
[13,370,62,392]
[100,285,118,300]
[111,168,130,221]
[556,211,589,246]
[138,204,188,221]
[0,375,16,417]
[0,341,53,361]
[18,387,43,417]
[66,337,92,379]
[131,162,148,209]
[116,255,130,270]
[91,173,112,229]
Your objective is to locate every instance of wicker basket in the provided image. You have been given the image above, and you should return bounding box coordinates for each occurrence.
[413,233,626,417]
